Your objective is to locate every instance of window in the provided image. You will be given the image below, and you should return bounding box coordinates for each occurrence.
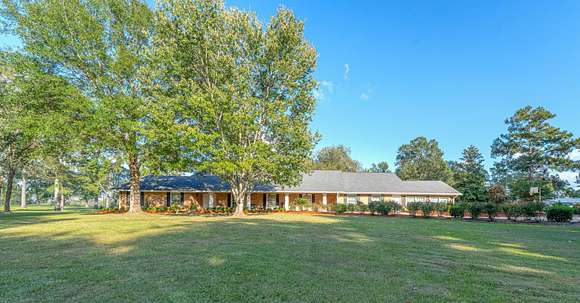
[267,194,278,208]
[370,195,383,202]
[301,194,313,203]
[346,194,357,204]
[405,196,415,203]
[170,192,182,205]
[416,196,426,202]
[439,197,449,203]
[429,197,439,203]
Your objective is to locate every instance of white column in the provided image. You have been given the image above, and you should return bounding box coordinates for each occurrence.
[246,194,251,209]
[208,193,215,208]
[322,193,327,206]
[284,193,289,210]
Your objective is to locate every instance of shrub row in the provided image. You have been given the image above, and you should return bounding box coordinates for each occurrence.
[407,202,448,217]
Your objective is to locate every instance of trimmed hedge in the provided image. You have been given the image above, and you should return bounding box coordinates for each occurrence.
[546,204,574,222]
[449,204,465,219]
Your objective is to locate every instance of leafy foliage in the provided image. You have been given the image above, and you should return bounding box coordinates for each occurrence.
[419,202,435,218]
[396,137,451,182]
[367,161,390,173]
[313,145,362,172]
[152,0,318,215]
[545,204,574,222]
[449,204,465,219]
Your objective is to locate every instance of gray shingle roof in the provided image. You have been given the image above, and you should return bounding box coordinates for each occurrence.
[120,170,460,195]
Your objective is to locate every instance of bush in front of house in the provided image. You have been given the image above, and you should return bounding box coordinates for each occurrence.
[346,203,357,212]
[356,203,369,212]
[466,202,483,220]
[573,203,580,215]
[521,201,545,220]
[387,201,401,214]
[291,197,310,211]
[483,202,498,221]
[419,202,435,218]
[406,202,421,217]
[334,203,347,214]
[449,204,465,219]
[368,201,380,214]
[434,202,448,217]
[546,204,574,222]
[502,203,521,220]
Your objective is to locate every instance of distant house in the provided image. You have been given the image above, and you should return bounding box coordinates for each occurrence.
[117,170,461,210]
[544,197,580,206]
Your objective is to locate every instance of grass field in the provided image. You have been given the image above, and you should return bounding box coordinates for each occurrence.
[1,206,579,302]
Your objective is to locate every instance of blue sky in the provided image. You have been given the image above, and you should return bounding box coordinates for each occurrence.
[225,0,580,175]
[2,0,579,182]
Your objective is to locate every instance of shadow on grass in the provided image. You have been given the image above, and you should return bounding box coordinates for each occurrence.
[0,211,579,303]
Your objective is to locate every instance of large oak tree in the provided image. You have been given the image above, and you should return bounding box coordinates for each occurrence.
[152,0,318,216]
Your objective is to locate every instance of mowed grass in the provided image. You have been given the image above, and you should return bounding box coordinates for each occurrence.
[1,206,579,303]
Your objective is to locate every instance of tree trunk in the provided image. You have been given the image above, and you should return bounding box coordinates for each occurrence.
[59,190,64,211]
[53,178,60,211]
[0,175,4,209]
[94,196,99,209]
[127,153,142,214]
[231,185,247,216]
[20,175,27,209]
[4,167,16,213]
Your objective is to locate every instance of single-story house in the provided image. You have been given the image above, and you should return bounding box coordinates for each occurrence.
[118,170,461,210]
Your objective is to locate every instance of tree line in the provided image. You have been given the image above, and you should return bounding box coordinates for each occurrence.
[312,106,580,203]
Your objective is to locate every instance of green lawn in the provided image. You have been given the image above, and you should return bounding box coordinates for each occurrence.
[1,206,579,302]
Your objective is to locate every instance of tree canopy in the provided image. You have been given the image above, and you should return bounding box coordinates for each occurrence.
[151,0,318,215]
[367,161,390,173]
[395,137,451,182]
[312,145,362,172]
[450,145,488,202]
[3,0,157,213]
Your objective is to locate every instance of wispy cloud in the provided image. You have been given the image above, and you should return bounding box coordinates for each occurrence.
[344,64,349,80]
[314,80,334,100]
[359,88,372,100]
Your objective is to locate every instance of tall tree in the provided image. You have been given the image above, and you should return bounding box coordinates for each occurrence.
[2,0,156,213]
[395,137,452,182]
[367,161,390,173]
[153,0,318,216]
[492,106,578,179]
[313,145,362,172]
[0,52,87,212]
[451,145,488,202]
[491,106,579,200]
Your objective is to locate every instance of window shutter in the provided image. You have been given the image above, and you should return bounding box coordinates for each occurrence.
[180,192,184,205]
[166,192,171,207]
[140,192,145,207]
[263,194,267,207]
